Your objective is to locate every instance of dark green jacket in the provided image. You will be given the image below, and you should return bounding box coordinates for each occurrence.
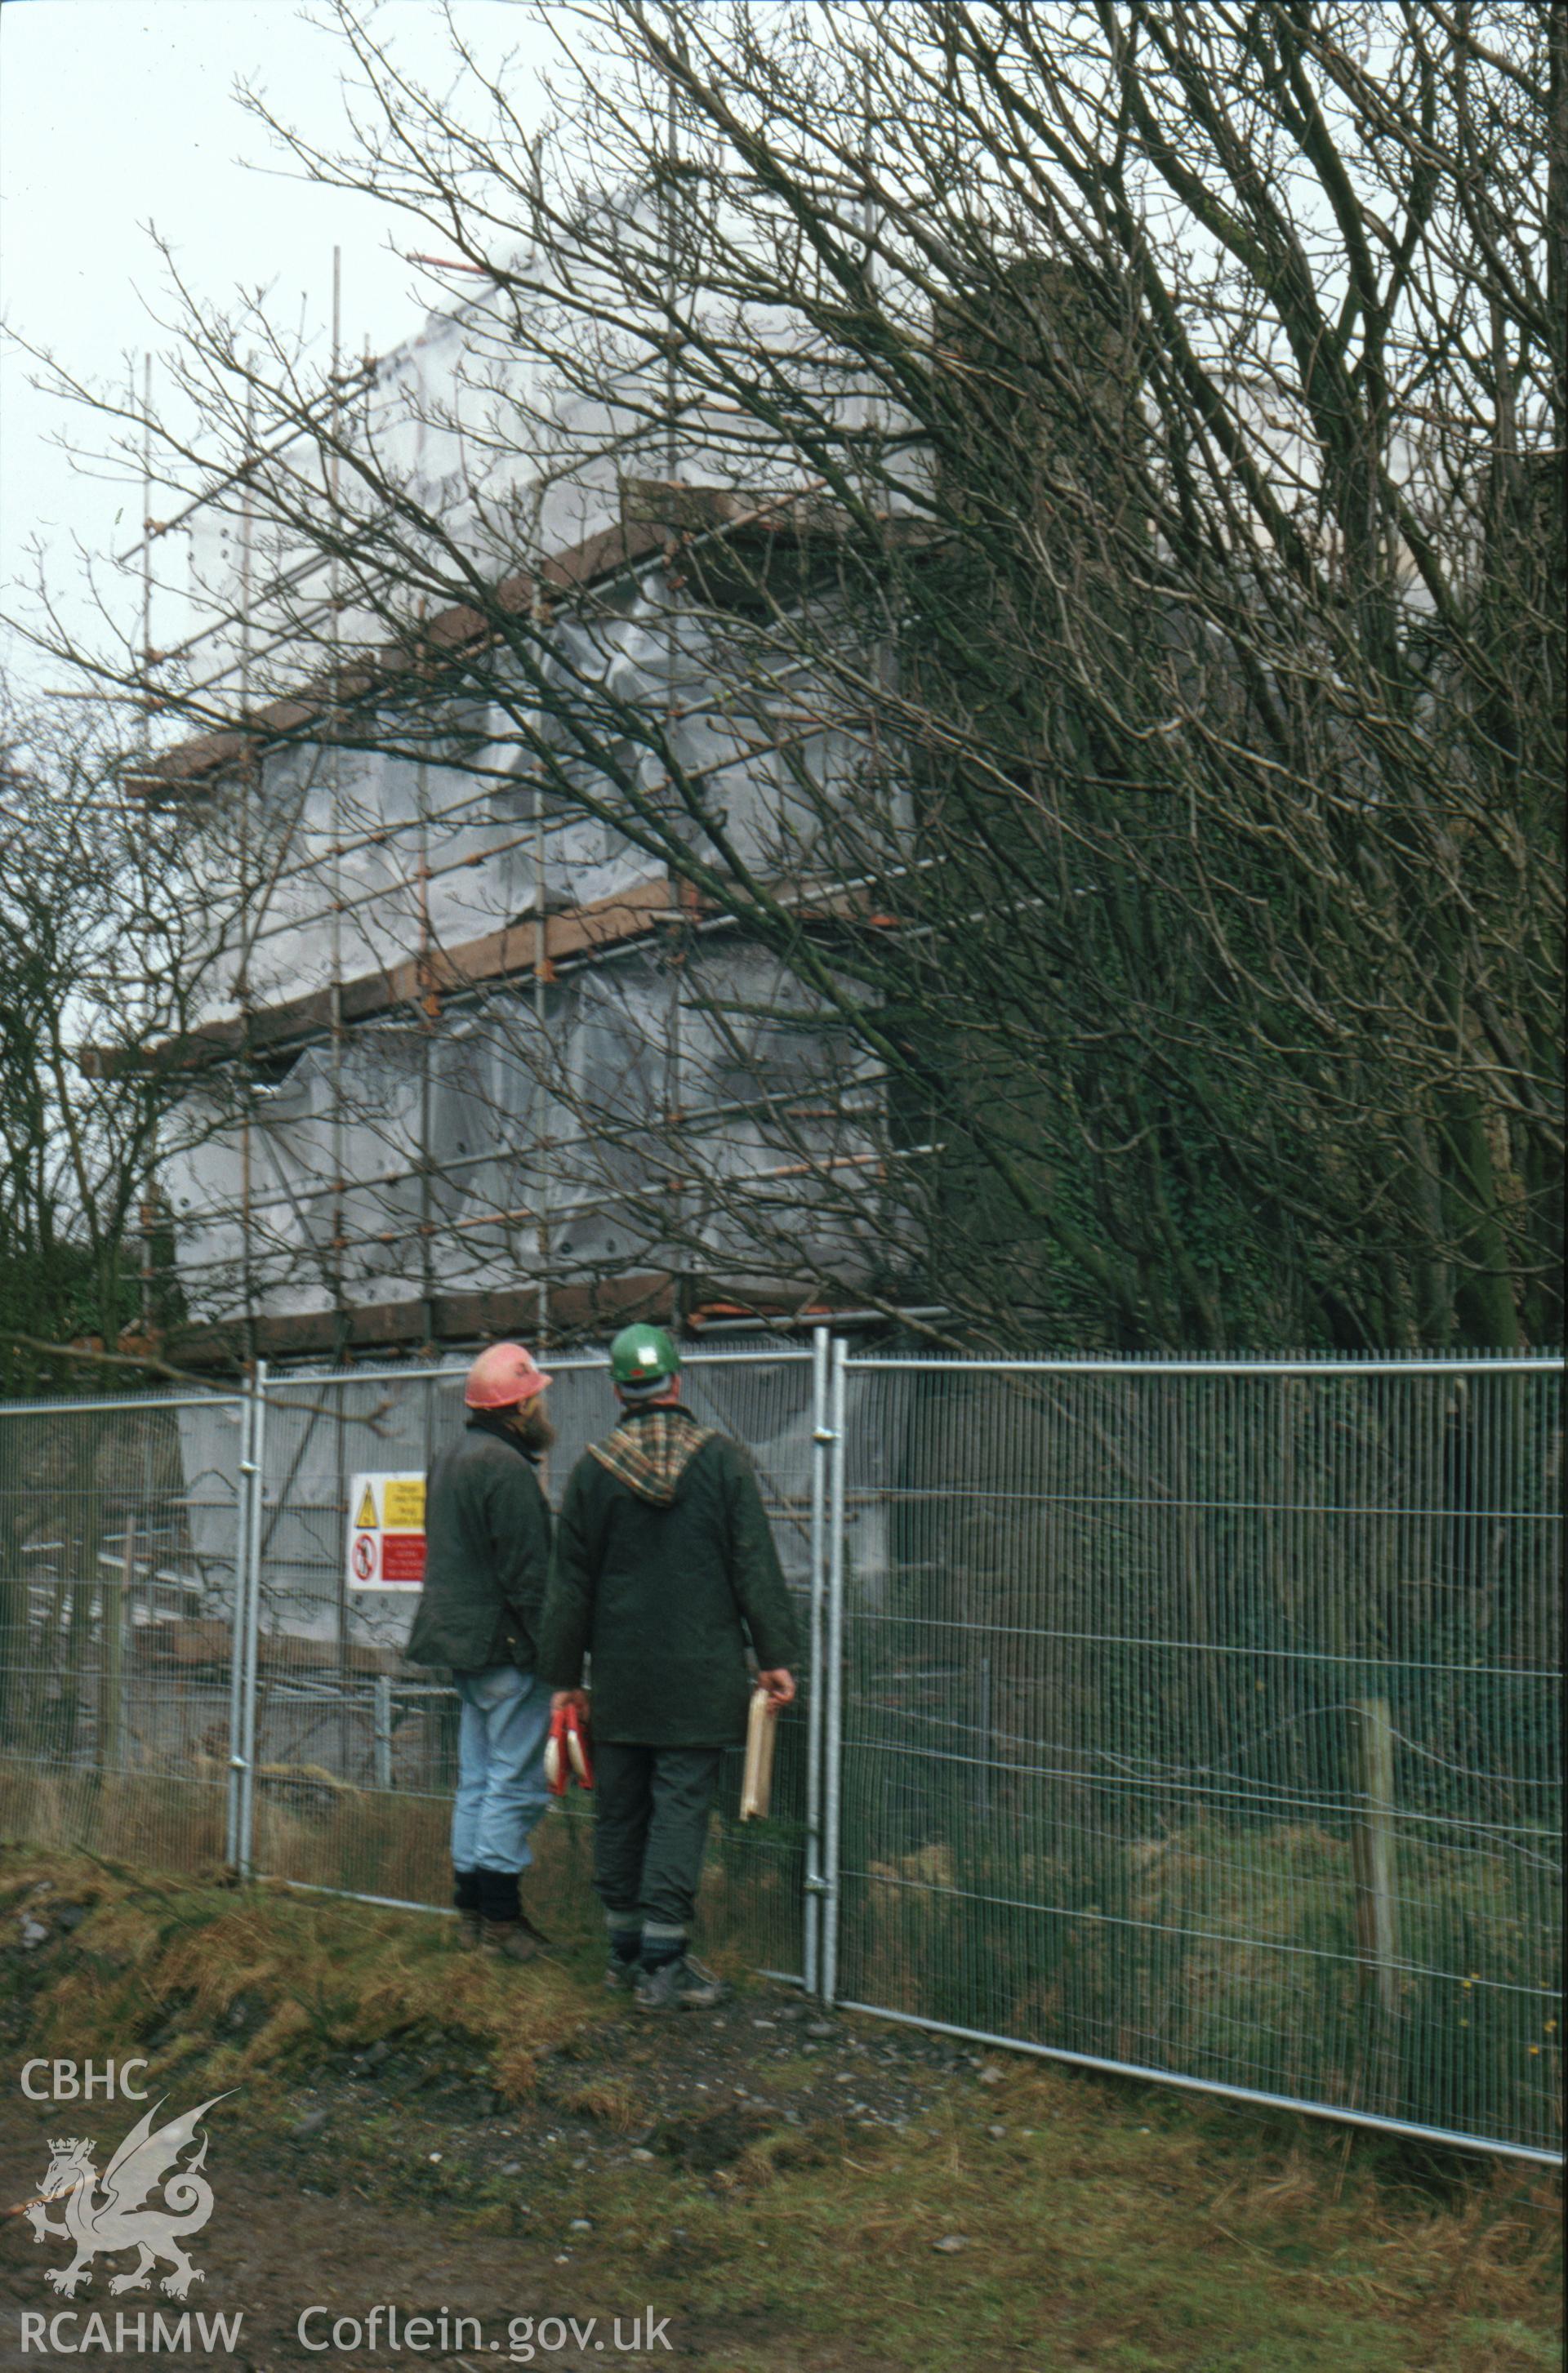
[404,1415,551,1672]
[537,1407,799,1747]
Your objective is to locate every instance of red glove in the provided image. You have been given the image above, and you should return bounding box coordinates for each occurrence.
[544,1700,594,1794]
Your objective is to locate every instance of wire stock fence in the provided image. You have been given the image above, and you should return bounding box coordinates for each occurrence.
[0,1342,1559,2163]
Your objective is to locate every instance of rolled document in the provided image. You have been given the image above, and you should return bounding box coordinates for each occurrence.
[738,1683,779,1821]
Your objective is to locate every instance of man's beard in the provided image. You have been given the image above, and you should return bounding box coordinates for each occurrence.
[513,1404,556,1453]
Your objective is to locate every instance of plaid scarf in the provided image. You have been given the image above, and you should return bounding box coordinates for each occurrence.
[588,1406,716,1506]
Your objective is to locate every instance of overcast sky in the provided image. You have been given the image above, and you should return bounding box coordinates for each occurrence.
[0,0,557,699]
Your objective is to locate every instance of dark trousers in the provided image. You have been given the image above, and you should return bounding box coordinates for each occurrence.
[593,1742,723,1952]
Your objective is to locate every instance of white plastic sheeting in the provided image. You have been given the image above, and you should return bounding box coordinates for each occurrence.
[164,921,887,1325]
[163,559,894,1329]
[177,178,905,698]
[182,568,873,1022]
[163,191,908,1336]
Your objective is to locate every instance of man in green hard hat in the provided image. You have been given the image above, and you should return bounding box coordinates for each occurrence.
[537,1322,798,2010]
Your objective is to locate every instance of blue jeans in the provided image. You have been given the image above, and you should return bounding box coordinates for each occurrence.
[450,1664,552,1876]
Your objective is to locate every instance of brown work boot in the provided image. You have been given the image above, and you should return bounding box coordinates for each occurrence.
[455,1908,483,1952]
[481,1905,553,1964]
[481,1917,541,1964]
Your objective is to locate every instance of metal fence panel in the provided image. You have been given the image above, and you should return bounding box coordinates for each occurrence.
[0,1389,247,1877]
[245,1350,821,1981]
[828,1353,1562,2162]
[2,1347,1558,2164]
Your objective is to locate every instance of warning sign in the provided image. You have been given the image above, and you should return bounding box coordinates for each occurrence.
[383,1478,425,1529]
[381,1533,425,1583]
[346,1471,426,1592]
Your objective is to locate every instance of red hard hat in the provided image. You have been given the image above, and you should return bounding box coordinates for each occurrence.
[464,1342,554,1409]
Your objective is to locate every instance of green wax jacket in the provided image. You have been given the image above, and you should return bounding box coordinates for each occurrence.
[404,1414,551,1672]
[537,1406,799,1747]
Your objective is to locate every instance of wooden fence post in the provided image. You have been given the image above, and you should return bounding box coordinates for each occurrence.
[1352,1696,1400,2018]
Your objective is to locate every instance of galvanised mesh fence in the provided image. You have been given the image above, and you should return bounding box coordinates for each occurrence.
[0,1344,1558,2162]
[826,1351,1561,2162]
[237,1349,819,1983]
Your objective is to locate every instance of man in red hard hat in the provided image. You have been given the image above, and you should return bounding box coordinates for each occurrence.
[405,1342,556,1960]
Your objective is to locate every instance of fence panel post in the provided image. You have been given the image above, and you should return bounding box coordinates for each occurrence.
[1352,1696,1401,2020]
[236,1361,269,1881]
[225,1388,255,1870]
[822,1335,849,2006]
[804,1327,831,1996]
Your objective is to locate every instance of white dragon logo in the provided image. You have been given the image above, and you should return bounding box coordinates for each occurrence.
[24,2093,229,2300]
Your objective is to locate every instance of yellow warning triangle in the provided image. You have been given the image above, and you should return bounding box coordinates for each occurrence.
[354,1483,377,1529]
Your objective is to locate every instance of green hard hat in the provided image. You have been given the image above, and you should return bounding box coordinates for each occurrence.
[609,1322,681,1387]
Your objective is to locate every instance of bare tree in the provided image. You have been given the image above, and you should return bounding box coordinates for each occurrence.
[0,675,234,1384]
[12,1,1561,1351]
[0,677,246,1742]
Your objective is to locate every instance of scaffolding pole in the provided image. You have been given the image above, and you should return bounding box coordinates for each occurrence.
[238,372,258,1372]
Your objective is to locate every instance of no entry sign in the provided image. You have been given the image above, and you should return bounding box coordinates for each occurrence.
[346,1471,427,1592]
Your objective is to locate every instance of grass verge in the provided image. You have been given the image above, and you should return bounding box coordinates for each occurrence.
[1,1846,1559,2373]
